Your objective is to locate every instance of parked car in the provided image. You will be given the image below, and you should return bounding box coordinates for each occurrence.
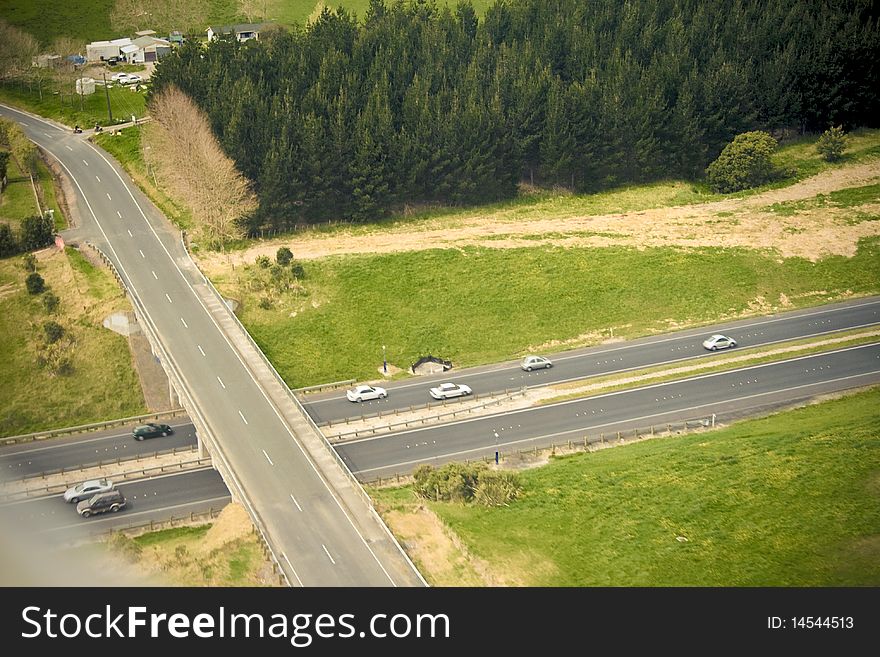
[521,355,553,371]
[63,479,113,503]
[429,382,472,400]
[77,490,126,517]
[346,385,388,403]
[109,72,129,82]
[702,334,737,351]
[116,74,142,85]
[132,423,173,440]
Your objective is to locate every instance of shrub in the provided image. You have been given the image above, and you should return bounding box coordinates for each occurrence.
[291,262,305,279]
[472,470,523,507]
[816,125,846,162]
[107,531,142,562]
[0,223,16,257]
[706,131,779,193]
[43,320,64,343]
[276,246,293,266]
[413,462,486,503]
[42,291,60,313]
[25,271,45,294]
[258,296,272,310]
[19,214,54,251]
[21,252,36,272]
[255,255,271,268]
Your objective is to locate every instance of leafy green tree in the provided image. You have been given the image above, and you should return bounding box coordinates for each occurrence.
[0,223,16,257]
[706,131,779,193]
[19,215,54,251]
[25,271,45,295]
[276,246,293,266]
[816,125,846,162]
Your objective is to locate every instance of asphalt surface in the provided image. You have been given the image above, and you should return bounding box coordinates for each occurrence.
[1,104,420,586]
[0,421,197,479]
[0,468,230,544]
[336,343,880,479]
[302,296,880,424]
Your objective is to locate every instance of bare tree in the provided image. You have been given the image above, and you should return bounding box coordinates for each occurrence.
[0,20,39,82]
[51,37,85,110]
[145,86,256,247]
[239,0,269,23]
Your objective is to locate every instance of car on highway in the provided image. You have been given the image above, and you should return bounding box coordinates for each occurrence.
[429,382,472,400]
[702,334,737,351]
[346,385,388,402]
[77,490,126,517]
[63,479,114,504]
[132,423,173,440]
[521,355,553,371]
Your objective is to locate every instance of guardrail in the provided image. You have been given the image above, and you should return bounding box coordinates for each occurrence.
[294,379,356,394]
[360,414,719,486]
[1,409,187,446]
[6,444,198,484]
[95,506,223,538]
[0,455,212,502]
[327,388,528,441]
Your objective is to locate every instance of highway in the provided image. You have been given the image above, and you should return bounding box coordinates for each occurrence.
[0,468,229,544]
[303,296,880,424]
[1,104,423,587]
[0,421,197,479]
[336,343,880,479]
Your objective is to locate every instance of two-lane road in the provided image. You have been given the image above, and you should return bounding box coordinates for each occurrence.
[303,296,880,424]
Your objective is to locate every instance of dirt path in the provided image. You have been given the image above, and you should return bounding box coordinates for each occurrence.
[198,159,880,275]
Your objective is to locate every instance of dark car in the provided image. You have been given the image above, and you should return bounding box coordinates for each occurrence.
[132,423,173,440]
[77,490,126,517]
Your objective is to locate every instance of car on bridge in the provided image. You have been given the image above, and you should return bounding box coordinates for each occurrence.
[702,334,738,351]
[521,355,553,371]
[63,479,114,503]
[429,382,472,400]
[346,385,388,402]
[77,490,126,518]
[132,423,173,440]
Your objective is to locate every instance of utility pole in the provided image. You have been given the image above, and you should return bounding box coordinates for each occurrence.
[102,72,113,123]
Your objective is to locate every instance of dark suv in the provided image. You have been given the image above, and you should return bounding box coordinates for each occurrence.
[132,423,173,440]
[77,490,126,517]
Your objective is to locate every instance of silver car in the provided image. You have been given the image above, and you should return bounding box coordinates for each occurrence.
[429,382,472,400]
[521,355,553,371]
[702,334,737,351]
[63,478,114,503]
[346,385,388,402]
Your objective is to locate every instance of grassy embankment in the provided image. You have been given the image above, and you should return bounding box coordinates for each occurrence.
[0,247,146,436]
[0,154,66,231]
[372,387,880,586]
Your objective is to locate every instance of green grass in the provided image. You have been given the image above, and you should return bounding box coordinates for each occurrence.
[0,77,147,128]
[133,524,211,548]
[0,247,147,437]
[94,127,193,229]
[222,237,880,387]
[373,387,880,585]
[0,156,39,225]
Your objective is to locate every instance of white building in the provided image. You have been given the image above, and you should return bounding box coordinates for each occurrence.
[206,23,269,43]
[85,38,132,62]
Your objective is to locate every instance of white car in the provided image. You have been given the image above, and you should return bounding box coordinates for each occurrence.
[429,382,472,400]
[118,74,142,85]
[63,478,114,503]
[521,355,553,371]
[702,334,737,351]
[109,72,129,82]
[346,385,387,403]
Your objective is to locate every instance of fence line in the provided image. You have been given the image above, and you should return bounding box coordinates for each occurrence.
[1,409,188,446]
[94,506,223,538]
[294,378,356,394]
[361,415,718,486]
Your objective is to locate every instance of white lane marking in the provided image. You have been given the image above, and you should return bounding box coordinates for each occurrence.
[343,343,880,446]
[44,132,51,137]
[353,368,880,474]
[106,193,112,200]
[95,175,100,182]
[138,249,145,258]
[322,544,336,565]
[217,376,225,389]
[282,553,305,587]
[197,345,206,357]
[239,410,248,425]
[82,140,407,586]
[151,270,158,280]
[262,449,273,465]
[117,211,122,218]
[0,422,192,457]
[82,160,89,166]
[180,317,188,328]
[65,145,73,151]
[165,293,172,303]
[127,230,132,237]
[290,493,302,512]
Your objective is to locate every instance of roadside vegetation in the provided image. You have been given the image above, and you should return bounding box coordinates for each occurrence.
[373,387,880,586]
[0,246,146,437]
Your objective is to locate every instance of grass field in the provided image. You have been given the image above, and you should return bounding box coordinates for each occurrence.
[373,387,880,586]
[221,238,880,386]
[0,154,66,231]
[0,247,146,437]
